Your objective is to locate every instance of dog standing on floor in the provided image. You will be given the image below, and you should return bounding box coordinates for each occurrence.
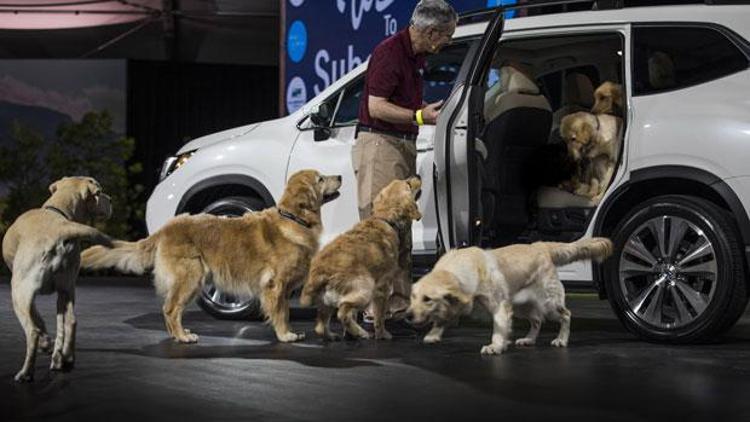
[81,170,341,344]
[300,177,422,341]
[2,176,112,382]
[406,238,612,354]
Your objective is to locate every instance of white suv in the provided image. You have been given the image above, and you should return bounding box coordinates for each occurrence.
[147,2,750,343]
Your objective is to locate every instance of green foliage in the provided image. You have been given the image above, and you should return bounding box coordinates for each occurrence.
[0,111,145,239]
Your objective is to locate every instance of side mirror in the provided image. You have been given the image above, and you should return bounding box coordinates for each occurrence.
[309,103,332,127]
[314,127,331,142]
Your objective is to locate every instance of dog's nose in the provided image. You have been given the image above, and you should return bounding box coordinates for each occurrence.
[335,175,342,182]
[415,175,422,181]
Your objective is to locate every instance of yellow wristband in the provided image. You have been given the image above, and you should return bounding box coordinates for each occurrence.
[416,109,424,126]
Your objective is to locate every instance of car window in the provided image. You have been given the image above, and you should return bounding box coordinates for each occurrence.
[332,77,364,127]
[423,40,474,103]
[633,25,749,96]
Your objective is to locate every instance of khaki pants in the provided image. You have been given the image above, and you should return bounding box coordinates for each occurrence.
[352,131,417,316]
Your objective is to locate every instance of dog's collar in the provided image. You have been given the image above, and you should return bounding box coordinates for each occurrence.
[376,217,401,234]
[278,208,311,229]
[44,205,71,220]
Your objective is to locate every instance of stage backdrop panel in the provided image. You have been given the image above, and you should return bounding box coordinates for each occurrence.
[281,0,518,115]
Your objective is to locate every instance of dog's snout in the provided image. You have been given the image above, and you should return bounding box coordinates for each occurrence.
[335,175,342,183]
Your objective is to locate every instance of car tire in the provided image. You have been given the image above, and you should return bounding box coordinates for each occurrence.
[605,195,748,343]
[196,196,265,320]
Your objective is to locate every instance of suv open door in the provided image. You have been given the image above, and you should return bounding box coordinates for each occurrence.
[434,8,505,251]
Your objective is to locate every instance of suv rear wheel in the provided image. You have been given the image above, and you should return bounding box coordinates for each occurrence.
[606,195,748,343]
[195,196,265,320]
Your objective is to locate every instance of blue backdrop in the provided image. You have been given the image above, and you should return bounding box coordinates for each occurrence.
[283,0,517,114]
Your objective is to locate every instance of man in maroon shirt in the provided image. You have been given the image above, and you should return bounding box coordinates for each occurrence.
[353,0,457,324]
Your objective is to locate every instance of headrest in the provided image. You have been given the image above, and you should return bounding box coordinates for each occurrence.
[501,66,540,95]
[565,73,594,108]
[648,51,676,90]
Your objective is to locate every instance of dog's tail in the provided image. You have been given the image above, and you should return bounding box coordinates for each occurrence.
[299,269,328,307]
[80,234,159,275]
[543,237,613,267]
[60,221,113,247]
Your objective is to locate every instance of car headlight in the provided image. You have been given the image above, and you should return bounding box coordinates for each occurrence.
[159,150,196,181]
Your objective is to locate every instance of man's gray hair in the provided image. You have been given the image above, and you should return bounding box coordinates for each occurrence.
[410,0,458,31]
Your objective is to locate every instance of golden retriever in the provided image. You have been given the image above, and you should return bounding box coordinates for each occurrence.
[3,176,112,382]
[300,177,422,341]
[81,170,341,343]
[558,111,622,201]
[407,238,612,354]
[591,81,623,116]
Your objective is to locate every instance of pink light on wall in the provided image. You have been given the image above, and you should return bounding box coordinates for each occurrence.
[0,0,161,30]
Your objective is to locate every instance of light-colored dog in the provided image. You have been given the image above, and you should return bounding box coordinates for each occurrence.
[300,177,422,341]
[558,111,622,201]
[406,238,612,354]
[81,170,341,344]
[2,176,112,382]
[591,81,623,116]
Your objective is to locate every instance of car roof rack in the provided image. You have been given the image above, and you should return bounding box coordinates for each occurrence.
[458,0,749,25]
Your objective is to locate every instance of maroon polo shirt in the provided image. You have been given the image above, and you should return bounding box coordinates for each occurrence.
[359,28,426,136]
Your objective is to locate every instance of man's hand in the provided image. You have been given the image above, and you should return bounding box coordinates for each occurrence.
[420,100,444,125]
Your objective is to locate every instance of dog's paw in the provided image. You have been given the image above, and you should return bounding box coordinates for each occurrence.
[175,332,199,344]
[375,330,393,341]
[50,351,64,371]
[278,332,305,343]
[357,331,371,340]
[551,338,568,348]
[515,337,536,347]
[323,332,341,342]
[423,334,442,344]
[14,371,33,383]
[480,343,508,355]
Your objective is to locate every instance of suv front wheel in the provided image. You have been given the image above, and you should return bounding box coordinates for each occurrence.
[195,196,265,320]
[606,195,747,343]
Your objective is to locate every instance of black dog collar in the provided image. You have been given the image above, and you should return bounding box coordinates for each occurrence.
[44,205,71,220]
[278,208,311,229]
[376,217,401,234]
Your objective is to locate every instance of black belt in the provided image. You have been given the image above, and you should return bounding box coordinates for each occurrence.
[356,125,417,142]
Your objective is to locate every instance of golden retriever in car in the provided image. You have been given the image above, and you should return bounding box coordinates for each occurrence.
[407,238,612,354]
[81,170,342,343]
[3,176,112,382]
[300,177,422,341]
[591,81,623,116]
[558,111,622,201]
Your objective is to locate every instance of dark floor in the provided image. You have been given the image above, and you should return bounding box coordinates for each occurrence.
[2,278,750,422]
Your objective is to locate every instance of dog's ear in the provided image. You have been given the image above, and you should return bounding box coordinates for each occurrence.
[442,290,471,307]
[79,180,97,200]
[406,176,422,192]
[48,177,68,194]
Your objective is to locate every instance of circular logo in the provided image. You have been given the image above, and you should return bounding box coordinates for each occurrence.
[289,0,305,6]
[286,77,308,114]
[287,20,308,63]
[487,0,518,18]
